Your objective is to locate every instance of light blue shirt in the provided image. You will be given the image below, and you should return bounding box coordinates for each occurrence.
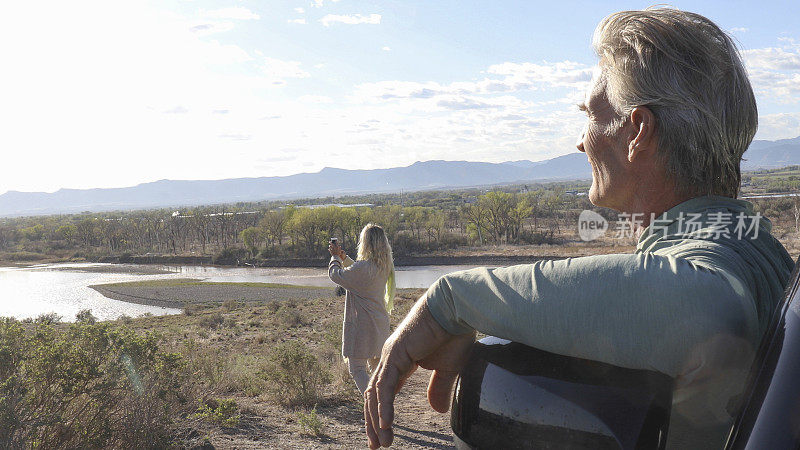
[425,196,794,449]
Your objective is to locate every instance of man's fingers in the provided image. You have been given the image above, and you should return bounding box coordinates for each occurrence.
[365,382,385,448]
[428,369,459,413]
[375,364,399,446]
[364,391,380,449]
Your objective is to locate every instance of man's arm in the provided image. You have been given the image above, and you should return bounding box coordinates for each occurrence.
[427,253,758,375]
[365,252,758,448]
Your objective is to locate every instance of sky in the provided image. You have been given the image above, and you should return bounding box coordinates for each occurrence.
[1,1,799,195]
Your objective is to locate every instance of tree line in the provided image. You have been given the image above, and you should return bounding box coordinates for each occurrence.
[0,186,598,261]
[4,178,796,263]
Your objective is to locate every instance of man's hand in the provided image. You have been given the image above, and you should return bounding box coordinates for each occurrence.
[364,298,475,448]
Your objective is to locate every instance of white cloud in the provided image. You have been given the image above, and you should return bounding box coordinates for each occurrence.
[298,95,333,103]
[164,106,189,114]
[755,113,800,141]
[294,7,305,14]
[731,27,749,33]
[743,47,800,71]
[218,133,252,141]
[312,0,341,7]
[288,18,307,25]
[190,22,235,35]
[201,7,260,20]
[486,61,593,89]
[352,61,592,103]
[320,14,381,26]
[743,44,800,104]
[382,46,391,51]
[262,57,310,81]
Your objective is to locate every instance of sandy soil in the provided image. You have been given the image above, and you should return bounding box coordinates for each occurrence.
[90,279,336,308]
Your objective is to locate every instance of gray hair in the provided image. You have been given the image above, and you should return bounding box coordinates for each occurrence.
[592,7,757,198]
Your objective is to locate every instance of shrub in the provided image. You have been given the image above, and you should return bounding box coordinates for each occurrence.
[0,318,192,449]
[518,230,559,245]
[198,313,224,330]
[297,405,324,436]
[263,341,331,406]
[34,312,61,324]
[322,319,343,353]
[182,340,263,395]
[193,398,240,427]
[117,314,132,324]
[6,251,45,262]
[265,300,280,314]
[275,306,305,328]
[182,340,229,388]
[75,308,97,324]
[222,316,237,329]
[183,304,204,316]
[212,247,248,265]
[222,299,239,311]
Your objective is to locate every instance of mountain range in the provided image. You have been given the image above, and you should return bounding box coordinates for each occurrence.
[2,136,799,217]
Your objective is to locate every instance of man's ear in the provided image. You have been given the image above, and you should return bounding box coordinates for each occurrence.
[627,106,656,162]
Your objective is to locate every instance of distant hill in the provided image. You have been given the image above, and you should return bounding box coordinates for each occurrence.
[742,136,800,170]
[0,154,592,217]
[1,135,798,217]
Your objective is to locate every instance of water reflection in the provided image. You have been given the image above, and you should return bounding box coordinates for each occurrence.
[164,264,484,288]
[0,264,180,321]
[0,262,484,321]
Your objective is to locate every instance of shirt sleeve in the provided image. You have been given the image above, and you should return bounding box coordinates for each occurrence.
[424,252,759,378]
[329,257,370,294]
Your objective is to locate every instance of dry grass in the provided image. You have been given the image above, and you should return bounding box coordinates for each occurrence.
[109,286,431,448]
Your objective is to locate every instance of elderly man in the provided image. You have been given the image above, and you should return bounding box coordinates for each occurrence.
[364,8,795,450]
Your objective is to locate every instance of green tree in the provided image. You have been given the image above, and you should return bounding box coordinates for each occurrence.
[287,208,323,256]
[479,191,513,243]
[461,202,489,245]
[240,226,264,257]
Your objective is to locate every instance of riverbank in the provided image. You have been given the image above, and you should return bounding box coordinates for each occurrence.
[90,279,335,308]
[88,242,635,268]
[0,242,635,269]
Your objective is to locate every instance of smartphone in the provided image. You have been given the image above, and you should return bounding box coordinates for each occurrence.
[330,237,338,245]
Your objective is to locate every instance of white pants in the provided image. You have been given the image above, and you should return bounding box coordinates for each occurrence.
[347,357,378,395]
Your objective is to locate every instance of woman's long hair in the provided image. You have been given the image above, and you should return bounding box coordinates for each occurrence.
[356,223,395,313]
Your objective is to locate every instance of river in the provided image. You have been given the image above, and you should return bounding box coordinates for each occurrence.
[0,262,483,321]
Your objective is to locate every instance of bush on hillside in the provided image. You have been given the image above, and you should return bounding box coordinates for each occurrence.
[0,318,192,449]
[263,340,331,406]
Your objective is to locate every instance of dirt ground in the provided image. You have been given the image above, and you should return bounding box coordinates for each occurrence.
[113,286,454,449]
[203,372,455,449]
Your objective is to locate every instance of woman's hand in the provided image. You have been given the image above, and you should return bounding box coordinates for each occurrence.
[328,241,341,257]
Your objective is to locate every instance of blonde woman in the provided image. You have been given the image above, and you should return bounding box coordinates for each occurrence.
[328,223,396,395]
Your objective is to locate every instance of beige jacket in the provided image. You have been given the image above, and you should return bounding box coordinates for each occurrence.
[329,255,391,359]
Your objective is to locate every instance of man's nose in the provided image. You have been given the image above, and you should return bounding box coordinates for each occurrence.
[576,128,586,152]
